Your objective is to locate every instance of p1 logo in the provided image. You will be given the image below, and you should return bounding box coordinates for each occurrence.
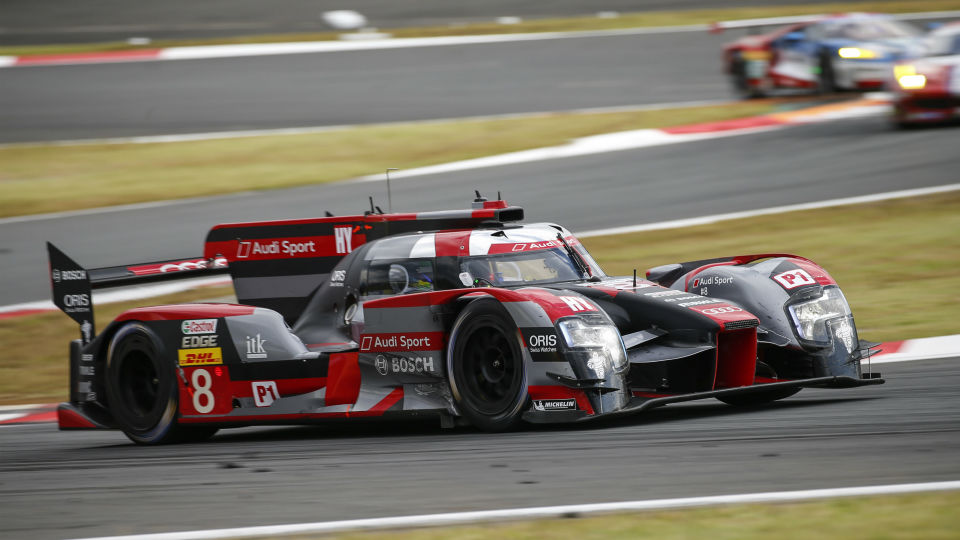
[252,381,279,407]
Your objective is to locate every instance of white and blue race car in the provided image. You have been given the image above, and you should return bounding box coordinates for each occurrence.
[722,12,927,97]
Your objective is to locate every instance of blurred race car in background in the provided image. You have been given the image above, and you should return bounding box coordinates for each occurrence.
[49,195,882,444]
[722,12,926,97]
[891,22,960,126]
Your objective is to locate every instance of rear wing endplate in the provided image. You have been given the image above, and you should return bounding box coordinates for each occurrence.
[47,242,228,345]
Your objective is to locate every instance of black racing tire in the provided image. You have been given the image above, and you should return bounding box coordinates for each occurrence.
[818,52,838,93]
[717,386,801,406]
[730,54,764,99]
[447,299,528,431]
[106,323,217,444]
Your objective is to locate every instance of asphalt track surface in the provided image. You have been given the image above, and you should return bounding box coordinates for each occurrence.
[2,115,957,307]
[1,30,734,143]
[0,356,956,539]
[2,0,881,45]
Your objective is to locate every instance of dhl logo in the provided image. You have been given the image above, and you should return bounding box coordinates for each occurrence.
[177,347,223,366]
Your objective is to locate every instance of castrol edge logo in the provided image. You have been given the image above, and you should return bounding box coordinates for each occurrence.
[182,319,217,335]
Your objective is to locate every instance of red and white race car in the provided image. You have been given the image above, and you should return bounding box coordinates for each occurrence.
[891,22,960,126]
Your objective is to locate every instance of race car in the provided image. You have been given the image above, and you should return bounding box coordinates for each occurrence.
[49,194,882,444]
[891,22,960,126]
[721,12,925,97]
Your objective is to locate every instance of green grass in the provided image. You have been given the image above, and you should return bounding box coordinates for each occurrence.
[1,0,955,57]
[0,100,787,218]
[1,192,956,405]
[317,491,959,540]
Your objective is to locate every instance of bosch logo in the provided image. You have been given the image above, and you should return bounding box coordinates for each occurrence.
[375,355,388,375]
[53,269,61,283]
[701,306,743,315]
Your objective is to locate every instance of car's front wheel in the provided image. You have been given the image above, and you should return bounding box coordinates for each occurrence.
[447,299,528,431]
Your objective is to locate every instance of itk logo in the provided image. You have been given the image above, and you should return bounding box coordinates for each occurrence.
[559,296,592,312]
[773,269,816,289]
[245,334,267,359]
[252,381,279,407]
[335,226,353,254]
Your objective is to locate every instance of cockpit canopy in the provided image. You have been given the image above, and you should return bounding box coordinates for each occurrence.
[357,223,604,296]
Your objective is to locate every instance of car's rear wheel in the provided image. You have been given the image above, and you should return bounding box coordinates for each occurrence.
[106,323,217,444]
[447,299,528,431]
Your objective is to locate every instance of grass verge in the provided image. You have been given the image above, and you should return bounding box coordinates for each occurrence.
[321,491,959,540]
[0,100,787,218]
[1,192,956,405]
[1,0,955,57]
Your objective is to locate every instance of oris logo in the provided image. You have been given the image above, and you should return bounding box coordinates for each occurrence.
[700,306,743,315]
[63,294,90,308]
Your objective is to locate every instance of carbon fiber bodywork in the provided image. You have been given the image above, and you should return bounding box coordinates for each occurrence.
[49,197,883,442]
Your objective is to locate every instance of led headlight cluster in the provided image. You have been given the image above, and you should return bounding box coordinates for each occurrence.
[557,315,627,379]
[787,287,852,343]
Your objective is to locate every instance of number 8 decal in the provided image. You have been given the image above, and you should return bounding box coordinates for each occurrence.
[191,368,215,414]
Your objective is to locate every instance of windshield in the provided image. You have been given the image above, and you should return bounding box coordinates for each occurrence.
[459,246,602,287]
[928,32,960,56]
[816,18,919,40]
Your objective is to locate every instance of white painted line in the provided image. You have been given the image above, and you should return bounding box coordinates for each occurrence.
[0,413,25,423]
[576,183,960,237]
[71,480,960,540]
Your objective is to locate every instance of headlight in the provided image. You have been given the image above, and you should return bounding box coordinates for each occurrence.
[894,65,926,89]
[838,47,877,59]
[788,287,852,343]
[557,317,627,376]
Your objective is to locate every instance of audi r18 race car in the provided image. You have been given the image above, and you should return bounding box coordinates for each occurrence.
[49,195,882,444]
[891,22,960,126]
[722,12,925,97]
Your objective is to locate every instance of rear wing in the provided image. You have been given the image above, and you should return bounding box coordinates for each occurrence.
[47,242,228,345]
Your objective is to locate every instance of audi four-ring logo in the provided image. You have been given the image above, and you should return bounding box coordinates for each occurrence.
[158,258,228,273]
[701,306,743,315]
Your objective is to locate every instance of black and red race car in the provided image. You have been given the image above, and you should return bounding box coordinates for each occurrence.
[49,195,882,444]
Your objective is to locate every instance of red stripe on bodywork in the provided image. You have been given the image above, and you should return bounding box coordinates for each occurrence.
[116,303,255,322]
[325,353,361,406]
[435,230,473,257]
[714,328,757,389]
[528,385,595,415]
[57,407,97,429]
[350,387,404,417]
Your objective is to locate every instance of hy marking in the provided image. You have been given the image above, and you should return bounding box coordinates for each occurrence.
[70,480,960,540]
